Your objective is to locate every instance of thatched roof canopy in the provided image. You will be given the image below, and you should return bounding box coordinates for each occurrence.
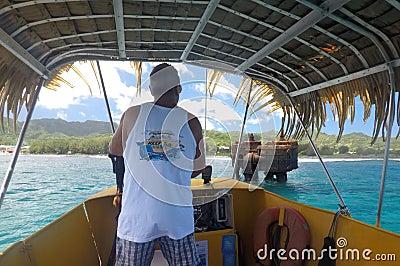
[0,0,399,142]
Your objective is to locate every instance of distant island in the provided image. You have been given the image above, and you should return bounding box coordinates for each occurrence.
[1,118,399,157]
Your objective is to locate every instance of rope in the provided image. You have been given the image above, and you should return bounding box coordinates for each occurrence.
[270,222,290,266]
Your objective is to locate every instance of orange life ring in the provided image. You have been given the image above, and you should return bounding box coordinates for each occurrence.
[253,206,311,265]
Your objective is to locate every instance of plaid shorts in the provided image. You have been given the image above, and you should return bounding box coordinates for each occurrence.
[116,233,200,266]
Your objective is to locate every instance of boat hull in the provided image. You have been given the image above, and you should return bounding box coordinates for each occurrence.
[0,179,398,265]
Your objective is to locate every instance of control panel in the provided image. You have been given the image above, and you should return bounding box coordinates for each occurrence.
[194,194,234,233]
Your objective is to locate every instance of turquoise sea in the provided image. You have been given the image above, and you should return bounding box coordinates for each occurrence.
[1,155,399,251]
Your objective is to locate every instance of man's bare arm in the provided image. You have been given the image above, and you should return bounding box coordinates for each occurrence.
[188,114,206,178]
[109,113,125,156]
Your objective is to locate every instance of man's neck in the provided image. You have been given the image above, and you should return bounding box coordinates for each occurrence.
[153,98,177,108]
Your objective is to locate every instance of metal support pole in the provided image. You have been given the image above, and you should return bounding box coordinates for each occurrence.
[96,61,115,133]
[376,66,397,227]
[286,96,350,215]
[204,69,208,142]
[0,78,45,209]
[232,80,254,180]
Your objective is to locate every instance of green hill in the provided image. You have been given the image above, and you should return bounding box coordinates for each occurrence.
[1,118,399,156]
[1,118,116,143]
[296,132,400,157]
[213,131,400,157]
[1,118,116,154]
[26,118,115,136]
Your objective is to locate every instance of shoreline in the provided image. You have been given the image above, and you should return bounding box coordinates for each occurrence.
[2,153,400,162]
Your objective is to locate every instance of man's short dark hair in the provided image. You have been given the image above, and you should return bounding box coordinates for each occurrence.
[150,63,176,77]
[149,63,181,96]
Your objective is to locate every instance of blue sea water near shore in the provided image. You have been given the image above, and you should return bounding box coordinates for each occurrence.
[1,155,399,251]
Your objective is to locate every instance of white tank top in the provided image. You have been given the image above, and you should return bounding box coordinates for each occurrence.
[117,102,197,242]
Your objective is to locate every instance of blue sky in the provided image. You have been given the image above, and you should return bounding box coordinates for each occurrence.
[14,61,390,137]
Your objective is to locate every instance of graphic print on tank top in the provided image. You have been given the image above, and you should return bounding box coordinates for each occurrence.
[137,130,185,161]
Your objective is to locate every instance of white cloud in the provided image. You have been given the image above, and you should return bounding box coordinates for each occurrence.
[38,61,138,116]
[96,61,137,111]
[111,110,123,123]
[179,96,279,133]
[38,61,242,110]
[172,63,193,77]
[38,84,90,109]
[180,98,242,132]
[56,111,67,120]
[193,83,205,94]
[142,62,193,77]
[128,90,153,107]
[200,118,216,131]
[188,74,239,100]
[272,108,284,118]
[36,61,280,132]
[211,75,240,98]
[247,118,260,125]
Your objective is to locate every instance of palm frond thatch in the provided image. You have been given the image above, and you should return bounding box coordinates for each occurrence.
[131,62,143,96]
[1,53,398,145]
[0,49,40,132]
[0,0,399,143]
[205,69,399,143]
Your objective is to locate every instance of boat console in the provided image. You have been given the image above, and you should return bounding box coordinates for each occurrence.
[194,194,234,233]
[192,189,238,266]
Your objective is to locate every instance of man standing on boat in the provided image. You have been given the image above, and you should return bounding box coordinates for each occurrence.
[109,63,205,265]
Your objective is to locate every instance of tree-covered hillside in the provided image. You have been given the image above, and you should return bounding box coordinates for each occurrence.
[296,132,400,157]
[1,118,399,156]
[1,118,115,154]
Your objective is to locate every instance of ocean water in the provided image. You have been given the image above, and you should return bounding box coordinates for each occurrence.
[0,155,399,251]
